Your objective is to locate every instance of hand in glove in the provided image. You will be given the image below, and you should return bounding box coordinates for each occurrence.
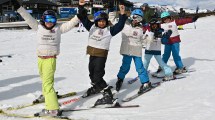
[77,0,88,20]
[161,30,172,44]
[193,15,199,22]
[13,0,22,10]
[154,28,164,38]
[119,0,133,7]
[165,30,172,37]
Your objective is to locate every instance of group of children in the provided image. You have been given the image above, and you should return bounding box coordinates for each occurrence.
[12,0,199,118]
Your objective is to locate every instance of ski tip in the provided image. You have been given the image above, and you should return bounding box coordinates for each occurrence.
[114,102,121,107]
[34,113,39,117]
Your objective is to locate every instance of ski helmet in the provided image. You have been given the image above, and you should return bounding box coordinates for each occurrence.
[149,18,161,30]
[42,10,57,24]
[160,11,170,18]
[130,9,144,22]
[131,9,144,17]
[94,11,108,22]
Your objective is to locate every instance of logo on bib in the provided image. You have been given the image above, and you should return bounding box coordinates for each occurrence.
[98,29,104,35]
[133,31,138,36]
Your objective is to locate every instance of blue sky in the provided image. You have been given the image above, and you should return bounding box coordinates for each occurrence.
[130,0,215,10]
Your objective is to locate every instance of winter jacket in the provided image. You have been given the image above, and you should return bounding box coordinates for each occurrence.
[17,7,79,56]
[143,8,155,23]
[143,30,162,55]
[78,11,127,57]
[161,18,193,44]
[120,23,145,57]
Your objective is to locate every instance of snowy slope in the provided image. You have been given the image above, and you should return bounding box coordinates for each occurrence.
[1,16,215,120]
[133,2,208,14]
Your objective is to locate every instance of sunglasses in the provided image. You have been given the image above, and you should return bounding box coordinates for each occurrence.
[44,15,57,23]
[131,15,143,22]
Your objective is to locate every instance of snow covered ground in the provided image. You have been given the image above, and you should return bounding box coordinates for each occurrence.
[1,16,215,120]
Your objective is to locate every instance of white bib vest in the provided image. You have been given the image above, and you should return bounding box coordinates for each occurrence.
[161,20,179,38]
[88,25,113,50]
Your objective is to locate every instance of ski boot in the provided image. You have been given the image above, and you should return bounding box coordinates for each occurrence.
[34,109,62,117]
[33,92,59,104]
[163,75,174,81]
[82,85,101,98]
[156,66,162,73]
[173,67,187,75]
[138,82,152,94]
[94,86,114,107]
[115,78,123,91]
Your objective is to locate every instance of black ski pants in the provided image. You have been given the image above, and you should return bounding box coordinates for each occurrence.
[88,56,108,90]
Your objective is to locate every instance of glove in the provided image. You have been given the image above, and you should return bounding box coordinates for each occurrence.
[77,5,88,20]
[166,30,172,36]
[13,0,22,10]
[119,0,133,7]
[193,15,199,22]
[161,30,172,44]
[154,28,164,38]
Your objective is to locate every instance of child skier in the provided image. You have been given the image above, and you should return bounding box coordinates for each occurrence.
[158,11,198,74]
[14,0,80,117]
[115,9,151,94]
[143,18,173,80]
[77,0,127,106]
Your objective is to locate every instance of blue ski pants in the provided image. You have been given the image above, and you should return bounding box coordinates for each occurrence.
[117,55,149,84]
[143,54,173,76]
[162,43,184,69]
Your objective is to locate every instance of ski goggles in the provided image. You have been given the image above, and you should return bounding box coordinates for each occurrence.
[44,15,57,23]
[131,15,143,22]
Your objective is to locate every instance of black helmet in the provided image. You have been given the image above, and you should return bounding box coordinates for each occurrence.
[149,18,160,24]
[149,18,161,31]
[141,3,149,7]
[43,10,57,18]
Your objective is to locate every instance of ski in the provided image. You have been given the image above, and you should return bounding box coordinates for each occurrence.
[127,76,139,84]
[122,82,161,102]
[0,110,73,120]
[0,55,12,58]
[174,68,196,75]
[152,74,186,80]
[62,103,139,112]
[151,68,196,78]
[3,92,76,111]
[33,92,77,104]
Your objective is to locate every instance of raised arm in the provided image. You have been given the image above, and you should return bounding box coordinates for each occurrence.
[14,0,39,30]
[110,5,128,36]
[59,16,80,33]
[77,0,94,31]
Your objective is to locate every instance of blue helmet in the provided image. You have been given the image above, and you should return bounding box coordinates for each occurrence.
[161,11,170,18]
[131,9,144,17]
[94,11,108,22]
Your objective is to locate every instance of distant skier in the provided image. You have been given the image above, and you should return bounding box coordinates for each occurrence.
[77,0,127,106]
[157,11,199,74]
[178,8,186,30]
[13,0,80,117]
[140,3,156,24]
[115,9,152,93]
